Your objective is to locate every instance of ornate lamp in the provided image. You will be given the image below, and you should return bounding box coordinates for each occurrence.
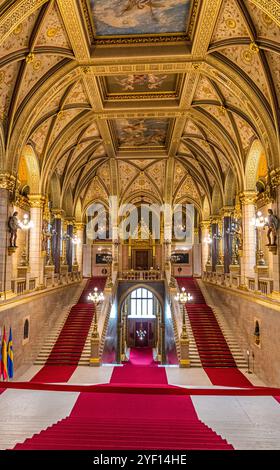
[251,211,267,266]
[203,234,212,264]
[19,214,34,266]
[175,287,193,303]
[88,287,105,340]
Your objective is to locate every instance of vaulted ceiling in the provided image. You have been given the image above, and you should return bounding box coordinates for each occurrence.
[0,0,279,219]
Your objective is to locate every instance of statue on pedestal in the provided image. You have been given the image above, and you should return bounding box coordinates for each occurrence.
[8,212,21,247]
[265,209,279,246]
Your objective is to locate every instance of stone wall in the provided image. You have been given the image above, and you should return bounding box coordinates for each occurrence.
[0,282,83,376]
[203,282,280,387]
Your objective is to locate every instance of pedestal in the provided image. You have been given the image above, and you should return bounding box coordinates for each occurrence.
[90,336,100,367]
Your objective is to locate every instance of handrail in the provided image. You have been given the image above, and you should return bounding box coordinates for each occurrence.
[119,270,163,281]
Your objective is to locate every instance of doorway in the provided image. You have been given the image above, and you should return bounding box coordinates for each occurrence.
[132,249,152,270]
[121,287,161,349]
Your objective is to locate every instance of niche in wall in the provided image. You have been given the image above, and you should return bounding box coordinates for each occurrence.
[22,316,30,345]
[254,319,260,347]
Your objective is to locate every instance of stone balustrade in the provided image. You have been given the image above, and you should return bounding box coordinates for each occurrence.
[119,270,163,281]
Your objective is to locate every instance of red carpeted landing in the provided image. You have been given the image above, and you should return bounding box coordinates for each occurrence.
[176,277,237,368]
[30,277,106,384]
[30,366,77,384]
[110,347,168,385]
[204,368,252,388]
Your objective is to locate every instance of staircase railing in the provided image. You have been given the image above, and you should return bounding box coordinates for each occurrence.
[97,271,118,360]
[119,270,163,281]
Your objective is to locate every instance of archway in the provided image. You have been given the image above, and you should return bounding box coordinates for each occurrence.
[120,286,162,354]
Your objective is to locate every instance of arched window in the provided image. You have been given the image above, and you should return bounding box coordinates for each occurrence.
[126,288,158,318]
[23,319,29,340]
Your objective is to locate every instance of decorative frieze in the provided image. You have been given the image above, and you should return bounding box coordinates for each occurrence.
[0,172,17,192]
[239,191,257,206]
[28,195,46,209]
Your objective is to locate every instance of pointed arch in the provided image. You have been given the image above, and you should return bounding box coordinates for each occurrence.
[245,140,266,191]
[211,184,223,215]
[49,172,61,209]
[18,144,40,194]
[224,169,237,207]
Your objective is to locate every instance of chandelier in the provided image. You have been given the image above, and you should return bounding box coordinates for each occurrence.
[175,287,193,304]
[88,287,105,305]
[136,325,147,341]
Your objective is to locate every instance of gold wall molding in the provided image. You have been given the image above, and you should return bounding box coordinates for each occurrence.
[192,0,223,57]
[250,0,280,27]
[0,0,48,45]
[57,0,89,60]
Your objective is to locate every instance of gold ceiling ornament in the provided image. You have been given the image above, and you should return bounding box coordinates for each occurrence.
[82,66,91,74]
[28,194,46,209]
[226,18,237,29]
[0,173,17,192]
[13,23,22,35]
[25,52,35,64]
[33,59,41,71]
[218,106,226,116]
[242,49,254,64]
[0,70,5,84]
[46,27,58,38]
[250,42,260,53]
[261,11,273,26]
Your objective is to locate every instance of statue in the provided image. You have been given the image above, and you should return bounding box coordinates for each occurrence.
[8,212,21,247]
[265,209,279,246]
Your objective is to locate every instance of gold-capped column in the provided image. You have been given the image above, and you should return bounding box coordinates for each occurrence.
[239,191,257,288]
[200,220,211,272]
[28,194,46,288]
[74,222,85,272]
[0,173,17,299]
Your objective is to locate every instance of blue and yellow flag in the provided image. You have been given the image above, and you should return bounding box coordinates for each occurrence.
[1,326,8,381]
[7,327,13,379]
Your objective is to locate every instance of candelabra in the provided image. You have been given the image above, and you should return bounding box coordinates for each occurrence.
[19,214,34,266]
[251,211,267,266]
[175,287,193,344]
[88,287,105,339]
[203,234,212,264]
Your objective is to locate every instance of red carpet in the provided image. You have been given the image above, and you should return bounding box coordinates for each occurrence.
[176,278,237,368]
[204,368,253,387]
[110,348,167,385]
[15,347,233,450]
[30,277,106,383]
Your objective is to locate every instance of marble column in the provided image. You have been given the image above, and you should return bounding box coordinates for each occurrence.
[74,222,85,271]
[65,218,75,272]
[200,220,210,271]
[240,191,257,286]
[269,170,280,294]
[211,220,219,271]
[0,174,16,299]
[51,209,63,274]
[28,195,45,287]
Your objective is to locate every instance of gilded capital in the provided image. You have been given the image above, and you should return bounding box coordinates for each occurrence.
[270,168,280,188]
[200,220,210,230]
[28,194,46,209]
[0,172,17,192]
[220,206,234,218]
[239,191,257,206]
[75,222,86,231]
[52,208,64,219]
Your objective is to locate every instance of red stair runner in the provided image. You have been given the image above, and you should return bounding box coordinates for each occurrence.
[31,277,106,383]
[15,348,233,450]
[176,278,236,368]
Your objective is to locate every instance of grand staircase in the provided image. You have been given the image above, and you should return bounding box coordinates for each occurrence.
[176,277,246,368]
[35,277,106,367]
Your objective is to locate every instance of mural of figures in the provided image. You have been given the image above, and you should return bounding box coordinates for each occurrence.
[104,73,179,95]
[115,118,169,147]
[90,0,191,36]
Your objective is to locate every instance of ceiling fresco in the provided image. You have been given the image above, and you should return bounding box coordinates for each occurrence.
[89,0,192,36]
[101,73,180,98]
[113,118,170,151]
